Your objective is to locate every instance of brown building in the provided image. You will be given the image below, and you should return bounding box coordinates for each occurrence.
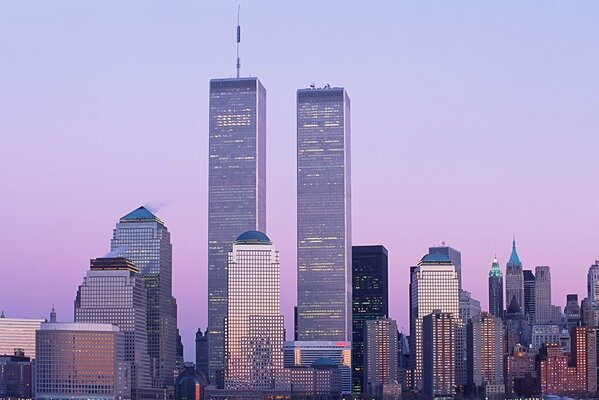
[505,344,535,397]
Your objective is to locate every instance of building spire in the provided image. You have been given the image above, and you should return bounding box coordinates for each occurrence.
[50,305,56,322]
[236,4,241,78]
[0,310,4,318]
[507,236,522,269]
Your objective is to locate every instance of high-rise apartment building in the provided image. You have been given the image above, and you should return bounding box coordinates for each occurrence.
[35,322,129,400]
[363,318,398,397]
[422,311,455,399]
[409,253,459,389]
[110,206,177,388]
[457,291,481,388]
[208,77,266,385]
[351,245,388,394]
[296,86,352,342]
[467,312,504,395]
[535,266,552,324]
[224,231,285,391]
[505,239,524,316]
[523,270,536,322]
[75,257,151,392]
[429,245,462,290]
[488,257,504,318]
[0,314,44,359]
[588,261,599,303]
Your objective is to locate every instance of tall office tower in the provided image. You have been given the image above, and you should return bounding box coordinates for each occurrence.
[457,291,481,388]
[467,312,504,397]
[208,77,266,385]
[296,86,352,342]
[224,231,285,391]
[588,261,599,303]
[505,239,524,315]
[175,329,184,379]
[429,245,462,289]
[75,258,151,392]
[351,245,388,394]
[422,311,455,399]
[572,326,598,394]
[195,328,209,378]
[504,297,532,355]
[0,314,44,359]
[35,322,129,400]
[409,254,459,389]
[363,318,398,397]
[488,257,504,318]
[110,206,177,388]
[535,266,552,324]
[564,294,581,329]
[0,352,32,399]
[523,270,536,322]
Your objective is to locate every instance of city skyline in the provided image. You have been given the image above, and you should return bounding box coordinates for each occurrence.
[2,1,599,361]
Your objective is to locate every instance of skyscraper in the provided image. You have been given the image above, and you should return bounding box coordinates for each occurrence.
[588,261,599,303]
[75,257,151,392]
[535,266,552,324]
[409,253,459,389]
[208,77,266,385]
[488,257,504,318]
[296,86,352,341]
[363,318,399,397]
[224,231,285,391]
[564,294,581,329]
[195,328,208,379]
[110,206,177,388]
[457,291,481,388]
[523,269,536,322]
[467,312,504,396]
[422,311,455,399]
[505,239,524,316]
[351,245,388,394]
[428,245,462,290]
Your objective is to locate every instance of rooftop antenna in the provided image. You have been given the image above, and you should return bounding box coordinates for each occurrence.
[236,4,241,78]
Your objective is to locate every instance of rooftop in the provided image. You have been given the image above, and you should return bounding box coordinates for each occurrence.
[234,230,272,244]
[419,253,452,264]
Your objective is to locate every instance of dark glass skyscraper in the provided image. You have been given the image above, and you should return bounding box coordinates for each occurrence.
[296,86,352,342]
[523,269,536,322]
[351,245,389,394]
[110,206,177,389]
[208,77,266,385]
[488,257,504,318]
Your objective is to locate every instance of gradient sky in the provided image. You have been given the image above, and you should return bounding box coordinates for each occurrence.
[1,1,599,361]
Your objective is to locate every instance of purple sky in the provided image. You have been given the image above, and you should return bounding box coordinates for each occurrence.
[1,2,599,360]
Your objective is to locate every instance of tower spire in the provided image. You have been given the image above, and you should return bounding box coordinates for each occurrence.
[236,4,241,78]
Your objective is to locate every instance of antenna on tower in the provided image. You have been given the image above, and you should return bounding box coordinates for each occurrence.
[236,4,241,78]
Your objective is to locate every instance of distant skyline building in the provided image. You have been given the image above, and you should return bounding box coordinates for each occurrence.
[195,328,208,379]
[35,322,129,400]
[110,206,177,389]
[467,312,504,395]
[588,261,599,303]
[0,353,32,399]
[429,245,462,290]
[457,290,481,388]
[351,245,388,394]
[564,294,581,329]
[0,315,44,359]
[363,318,398,397]
[224,231,285,391]
[296,86,352,343]
[409,253,459,389]
[488,257,504,318]
[422,311,455,399]
[523,269,536,322]
[208,77,266,385]
[535,266,552,324]
[74,257,151,391]
[505,239,524,315]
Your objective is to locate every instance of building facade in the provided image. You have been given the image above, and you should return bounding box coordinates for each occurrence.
[588,261,599,303]
[422,311,455,399]
[523,270,536,322]
[428,245,462,290]
[296,86,352,342]
[110,206,177,389]
[457,290,481,388]
[467,312,504,395]
[208,77,267,385]
[363,318,398,396]
[224,231,285,391]
[535,266,552,324]
[195,328,209,379]
[0,353,32,399]
[351,245,388,394]
[488,257,504,318]
[0,315,45,359]
[505,239,524,316]
[564,294,581,329]
[35,322,129,400]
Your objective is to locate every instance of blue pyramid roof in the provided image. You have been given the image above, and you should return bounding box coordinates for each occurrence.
[507,238,522,269]
[120,206,160,222]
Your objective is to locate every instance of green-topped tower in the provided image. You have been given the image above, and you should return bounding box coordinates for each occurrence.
[488,257,504,318]
[505,238,524,316]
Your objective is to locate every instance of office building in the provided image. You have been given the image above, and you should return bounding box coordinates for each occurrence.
[224,231,285,391]
[0,352,32,399]
[572,326,598,393]
[504,297,531,354]
[409,253,459,389]
[505,239,524,315]
[0,314,44,359]
[564,294,581,329]
[505,345,536,397]
[488,257,504,318]
[35,322,129,400]
[75,257,151,392]
[537,342,585,395]
[195,328,209,379]
[588,261,599,303]
[535,266,552,324]
[531,324,560,351]
[110,206,177,388]
[422,311,455,399]
[457,290,480,388]
[351,245,388,394]
[208,77,266,385]
[284,341,351,394]
[428,245,462,290]
[296,86,352,342]
[467,312,504,396]
[523,270,536,322]
[363,318,398,397]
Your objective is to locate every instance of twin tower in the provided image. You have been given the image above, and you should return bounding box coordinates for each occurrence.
[207,78,352,385]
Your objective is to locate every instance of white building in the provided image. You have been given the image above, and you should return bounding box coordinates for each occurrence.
[0,314,44,359]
